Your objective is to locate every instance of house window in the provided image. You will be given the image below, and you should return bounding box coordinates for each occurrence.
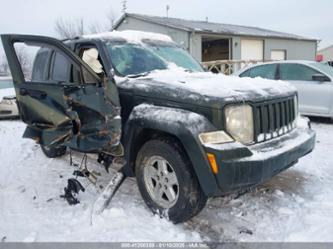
[271,50,286,61]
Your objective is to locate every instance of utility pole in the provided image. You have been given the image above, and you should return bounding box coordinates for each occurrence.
[166,5,170,18]
[121,0,127,14]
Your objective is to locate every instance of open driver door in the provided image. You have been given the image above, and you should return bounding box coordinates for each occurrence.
[1,34,122,154]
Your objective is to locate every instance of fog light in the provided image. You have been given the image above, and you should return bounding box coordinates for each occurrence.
[199,130,233,145]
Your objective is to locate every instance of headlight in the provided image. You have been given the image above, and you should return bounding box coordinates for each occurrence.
[225,104,254,144]
[199,130,233,145]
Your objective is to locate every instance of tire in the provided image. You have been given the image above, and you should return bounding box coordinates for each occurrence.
[135,138,207,223]
[41,145,67,158]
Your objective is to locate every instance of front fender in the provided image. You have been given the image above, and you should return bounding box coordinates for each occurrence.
[123,104,221,196]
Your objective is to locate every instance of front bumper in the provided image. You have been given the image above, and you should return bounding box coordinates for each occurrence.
[203,118,316,196]
[0,98,19,119]
[0,105,19,119]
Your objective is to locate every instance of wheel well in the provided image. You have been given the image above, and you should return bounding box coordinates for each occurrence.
[128,128,188,175]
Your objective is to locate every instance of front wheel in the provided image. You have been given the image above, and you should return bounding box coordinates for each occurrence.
[41,145,67,158]
[135,138,207,223]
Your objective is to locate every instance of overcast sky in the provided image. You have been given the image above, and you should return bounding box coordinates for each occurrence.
[0,0,332,54]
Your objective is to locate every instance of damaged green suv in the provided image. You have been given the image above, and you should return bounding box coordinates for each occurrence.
[1,31,315,223]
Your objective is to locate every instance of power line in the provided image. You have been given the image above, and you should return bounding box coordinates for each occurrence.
[121,0,127,14]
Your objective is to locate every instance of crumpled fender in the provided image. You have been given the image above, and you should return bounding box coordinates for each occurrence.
[123,104,221,196]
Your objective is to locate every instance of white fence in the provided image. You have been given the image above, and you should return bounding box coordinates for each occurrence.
[202,60,268,75]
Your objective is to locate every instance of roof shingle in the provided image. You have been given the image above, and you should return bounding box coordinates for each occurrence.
[115,13,316,41]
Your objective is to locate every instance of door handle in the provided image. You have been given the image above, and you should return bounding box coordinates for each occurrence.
[19,88,47,98]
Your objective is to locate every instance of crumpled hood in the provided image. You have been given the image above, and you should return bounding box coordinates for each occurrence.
[116,69,297,107]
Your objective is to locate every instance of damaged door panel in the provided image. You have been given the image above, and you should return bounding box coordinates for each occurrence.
[1,34,121,152]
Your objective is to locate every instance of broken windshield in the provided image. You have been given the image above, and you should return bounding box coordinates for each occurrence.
[107,40,204,77]
[144,41,204,73]
[107,41,167,77]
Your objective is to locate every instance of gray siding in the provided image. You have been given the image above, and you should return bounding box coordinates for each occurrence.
[115,16,317,62]
[264,38,317,60]
[230,37,317,61]
[189,33,202,62]
[231,37,242,60]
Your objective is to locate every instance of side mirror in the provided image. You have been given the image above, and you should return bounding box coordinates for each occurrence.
[312,74,330,82]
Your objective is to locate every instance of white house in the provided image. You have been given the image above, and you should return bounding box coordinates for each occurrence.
[114,13,318,63]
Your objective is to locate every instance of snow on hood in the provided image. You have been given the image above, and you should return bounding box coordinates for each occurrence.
[116,67,296,102]
[82,30,173,44]
[148,67,295,97]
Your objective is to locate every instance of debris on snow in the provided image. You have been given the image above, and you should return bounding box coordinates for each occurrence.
[239,227,253,235]
[60,178,85,205]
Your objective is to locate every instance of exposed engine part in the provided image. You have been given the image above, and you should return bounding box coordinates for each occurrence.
[69,151,98,184]
[97,152,114,173]
[60,178,85,205]
[64,150,127,213]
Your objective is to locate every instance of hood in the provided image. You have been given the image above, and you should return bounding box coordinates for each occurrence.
[115,69,297,108]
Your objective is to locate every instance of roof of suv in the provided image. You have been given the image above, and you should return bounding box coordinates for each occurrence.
[248,60,315,65]
[79,30,174,44]
[235,60,318,75]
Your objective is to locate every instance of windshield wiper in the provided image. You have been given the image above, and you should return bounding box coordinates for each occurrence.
[126,72,150,78]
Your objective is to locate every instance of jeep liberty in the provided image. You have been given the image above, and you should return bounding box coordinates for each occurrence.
[1,31,315,223]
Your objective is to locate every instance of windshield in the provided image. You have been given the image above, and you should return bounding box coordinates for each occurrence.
[310,62,333,77]
[144,41,204,72]
[107,41,168,76]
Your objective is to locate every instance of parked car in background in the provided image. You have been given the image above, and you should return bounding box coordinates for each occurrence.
[0,78,19,119]
[235,61,333,118]
[0,95,19,119]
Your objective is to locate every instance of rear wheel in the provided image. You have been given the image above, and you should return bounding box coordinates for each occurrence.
[135,138,207,223]
[41,145,67,158]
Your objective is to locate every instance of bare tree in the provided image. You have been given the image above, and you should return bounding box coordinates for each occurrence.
[0,54,9,75]
[86,8,117,34]
[106,8,116,30]
[55,17,85,39]
[55,8,117,38]
[9,45,32,79]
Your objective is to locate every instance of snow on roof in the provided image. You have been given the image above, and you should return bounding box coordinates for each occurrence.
[82,30,173,44]
[114,13,317,41]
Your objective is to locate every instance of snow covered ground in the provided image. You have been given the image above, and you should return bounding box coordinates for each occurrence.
[0,105,332,242]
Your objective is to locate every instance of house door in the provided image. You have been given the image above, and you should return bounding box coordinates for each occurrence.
[241,39,264,61]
